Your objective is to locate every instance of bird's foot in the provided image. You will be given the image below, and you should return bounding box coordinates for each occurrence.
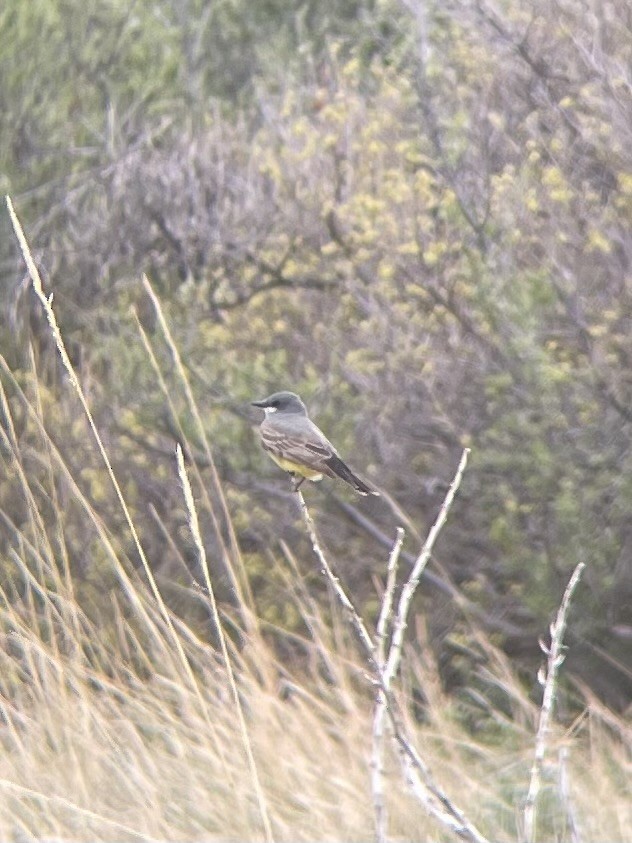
[290,474,305,493]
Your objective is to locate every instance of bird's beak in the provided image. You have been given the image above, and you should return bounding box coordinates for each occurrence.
[251,400,268,408]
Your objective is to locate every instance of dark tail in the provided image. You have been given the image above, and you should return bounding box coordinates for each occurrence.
[325,455,379,496]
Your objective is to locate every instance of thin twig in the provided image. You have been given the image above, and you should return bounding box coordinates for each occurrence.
[372,527,405,843]
[558,746,582,843]
[523,561,585,842]
[296,491,376,658]
[383,448,470,688]
[376,528,405,666]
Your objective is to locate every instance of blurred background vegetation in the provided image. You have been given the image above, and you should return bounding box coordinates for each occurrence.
[1,0,631,715]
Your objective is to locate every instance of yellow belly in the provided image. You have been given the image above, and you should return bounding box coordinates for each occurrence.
[268,453,323,481]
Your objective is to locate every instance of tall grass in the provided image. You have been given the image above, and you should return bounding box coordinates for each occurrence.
[0,197,630,841]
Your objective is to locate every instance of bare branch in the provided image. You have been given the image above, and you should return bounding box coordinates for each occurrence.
[376,528,405,666]
[372,527,405,843]
[558,746,582,843]
[523,561,586,842]
[297,451,490,843]
[384,449,470,687]
[296,490,377,659]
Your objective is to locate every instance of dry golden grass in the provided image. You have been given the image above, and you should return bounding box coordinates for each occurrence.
[1,197,630,841]
[0,538,630,841]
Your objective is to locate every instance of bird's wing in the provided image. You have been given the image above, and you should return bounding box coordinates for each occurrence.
[260,419,337,471]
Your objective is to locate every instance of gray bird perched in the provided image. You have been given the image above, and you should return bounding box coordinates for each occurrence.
[251,391,378,495]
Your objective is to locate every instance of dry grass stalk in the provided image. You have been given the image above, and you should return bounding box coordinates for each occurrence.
[140,274,252,612]
[6,196,199,694]
[176,444,274,842]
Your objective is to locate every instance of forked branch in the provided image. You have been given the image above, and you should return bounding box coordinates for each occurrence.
[297,449,490,843]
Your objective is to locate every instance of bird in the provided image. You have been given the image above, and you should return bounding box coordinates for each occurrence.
[251,391,379,496]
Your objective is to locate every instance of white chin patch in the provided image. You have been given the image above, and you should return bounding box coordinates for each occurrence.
[264,406,278,414]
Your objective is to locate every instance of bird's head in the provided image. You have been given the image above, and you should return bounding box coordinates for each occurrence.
[251,391,307,416]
